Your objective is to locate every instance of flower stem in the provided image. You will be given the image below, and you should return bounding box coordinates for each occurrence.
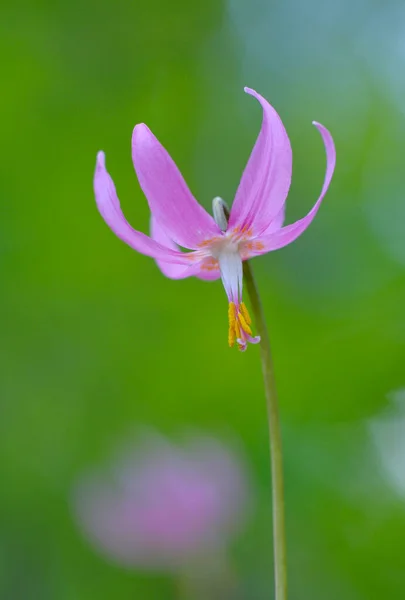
[243,260,287,600]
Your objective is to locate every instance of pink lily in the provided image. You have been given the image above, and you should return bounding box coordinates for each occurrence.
[94,87,336,351]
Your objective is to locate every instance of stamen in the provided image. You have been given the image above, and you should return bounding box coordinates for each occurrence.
[240,302,252,325]
[212,197,230,231]
[227,301,256,350]
[228,302,237,347]
[228,328,236,348]
[238,312,252,336]
[234,317,242,340]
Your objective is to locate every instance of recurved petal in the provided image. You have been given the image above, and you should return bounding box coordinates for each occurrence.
[196,262,222,281]
[132,125,221,250]
[261,205,285,235]
[94,152,190,264]
[228,88,292,235]
[244,122,336,256]
[150,217,221,281]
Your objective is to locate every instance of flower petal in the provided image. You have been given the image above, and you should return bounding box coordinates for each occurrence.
[228,88,292,235]
[94,152,191,264]
[132,125,221,250]
[244,122,336,256]
[194,264,222,281]
[261,205,285,235]
[151,217,221,281]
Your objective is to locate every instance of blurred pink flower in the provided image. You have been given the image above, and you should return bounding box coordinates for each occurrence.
[73,432,251,571]
[94,87,335,350]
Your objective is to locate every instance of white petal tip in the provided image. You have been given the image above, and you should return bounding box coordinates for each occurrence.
[244,86,255,96]
[96,151,105,167]
[312,121,327,132]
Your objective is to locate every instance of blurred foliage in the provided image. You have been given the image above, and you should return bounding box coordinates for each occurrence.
[1,0,405,598]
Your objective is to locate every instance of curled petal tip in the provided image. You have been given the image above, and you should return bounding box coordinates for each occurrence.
[312,121,336,163]
[243,86,256,97]
[312,121,330,136]
[96,150,105,166]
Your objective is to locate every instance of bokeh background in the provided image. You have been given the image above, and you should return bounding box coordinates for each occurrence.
[2,0,405,597]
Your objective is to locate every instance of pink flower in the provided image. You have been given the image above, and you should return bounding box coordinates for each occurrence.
[73,432,251,571]
[94,87,335,350]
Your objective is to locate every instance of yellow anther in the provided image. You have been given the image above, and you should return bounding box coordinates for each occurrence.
[234,318,241,340]
[240,302,252,325]
[228,301,255,349]
[238,311,252,336]
[228,302,237,347]
[228,327,236,348]
[228,302,237,326]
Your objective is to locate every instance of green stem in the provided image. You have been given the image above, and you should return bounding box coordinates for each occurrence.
[243,260,287,600]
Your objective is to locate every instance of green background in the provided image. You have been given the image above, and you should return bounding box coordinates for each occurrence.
[2,0,405,598]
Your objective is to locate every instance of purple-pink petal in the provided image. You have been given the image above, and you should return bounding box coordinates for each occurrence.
[260,205,285,235]
[150,217,196,279]
[132,125,221,250]
[94,152,191,264]
[150,217,221,281]
[247,121,336,255]
[228,87,292,235]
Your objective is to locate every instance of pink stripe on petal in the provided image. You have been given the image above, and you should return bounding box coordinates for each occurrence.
[193,255,222,281]
[151,217,221,281]
[94,152,190,264]
[246,122,336,255]
[228,88,292,235]
[132,125,221,250]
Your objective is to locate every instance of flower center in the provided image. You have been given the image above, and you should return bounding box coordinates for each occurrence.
[207,196,260,351]
[209,236,239,259]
